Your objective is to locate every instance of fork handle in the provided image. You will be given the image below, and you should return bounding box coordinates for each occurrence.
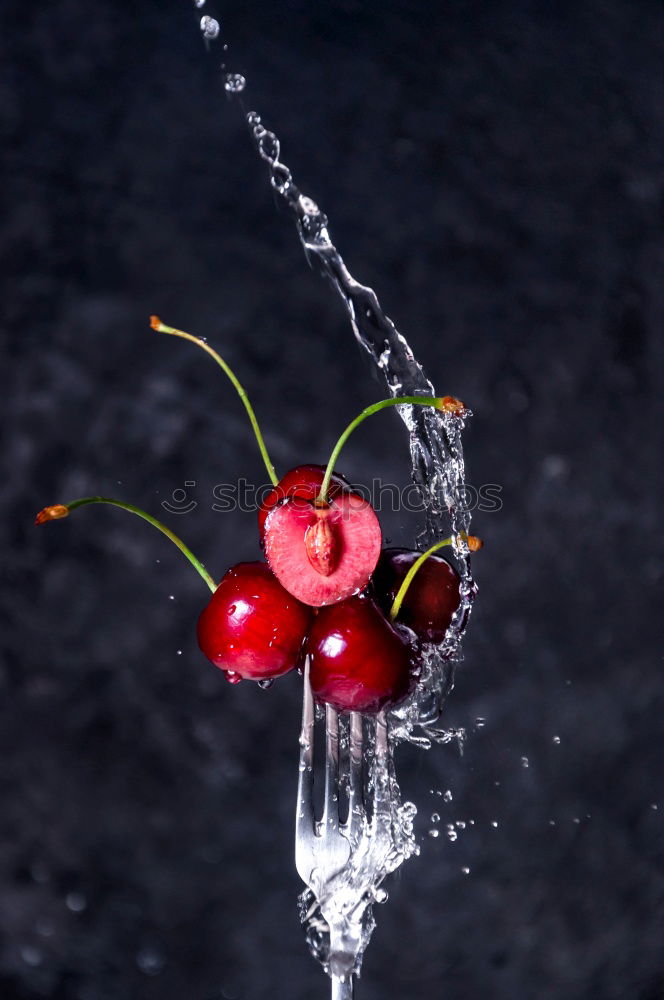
[331,974,354,1000]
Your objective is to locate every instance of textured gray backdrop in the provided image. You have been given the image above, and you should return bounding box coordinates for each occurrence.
[2,1,663,998]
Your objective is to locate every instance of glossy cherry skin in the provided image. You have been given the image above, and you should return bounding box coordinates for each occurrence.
[197,562,312,682]
[306,594,415,713]
[258,464,349,543]
[372,548,461,643]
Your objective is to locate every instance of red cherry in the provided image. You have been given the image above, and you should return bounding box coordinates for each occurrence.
[307,595,415,713]
[258,464,349,542]
[372,547,461,642]
[197,562,312,682]
[264,492,382,607]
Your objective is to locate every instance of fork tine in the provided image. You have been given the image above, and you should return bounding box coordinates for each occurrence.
[372,710,391,823]
[346,711,365,839]
[322,704,340,829]
[297,657,315,828]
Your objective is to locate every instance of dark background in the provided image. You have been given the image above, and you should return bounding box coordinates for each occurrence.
[2,1,663,997]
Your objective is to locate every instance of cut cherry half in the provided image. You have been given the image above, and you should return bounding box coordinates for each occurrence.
[372,547,461,643]
[264,492,382,607]
[306,594,415,713]
[258,464,349,543]
[197,561,312,682]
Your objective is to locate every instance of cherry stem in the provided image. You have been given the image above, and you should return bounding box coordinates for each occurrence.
[318,396,444,502]
[151,317,279,487]
[44,497,217,593]
[389,534,475,622]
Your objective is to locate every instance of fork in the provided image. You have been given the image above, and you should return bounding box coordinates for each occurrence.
[296,658,393,999]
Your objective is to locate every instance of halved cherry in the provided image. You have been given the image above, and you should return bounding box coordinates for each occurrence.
[258,464,350,543]
[197,561,312,682]
[264,492,381,607]
[307,594,415,713]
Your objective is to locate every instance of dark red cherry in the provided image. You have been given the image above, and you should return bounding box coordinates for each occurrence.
[258,464,350,543]
[306,595,415,713]
[197,562,312,682]
[372,547,461,643]
[264,492,382,607]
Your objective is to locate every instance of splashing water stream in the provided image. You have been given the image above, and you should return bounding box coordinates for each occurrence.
[245,110,476,980]
[195,5,476,986]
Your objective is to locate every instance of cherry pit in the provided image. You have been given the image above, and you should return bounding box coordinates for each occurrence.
[36,318,481,714]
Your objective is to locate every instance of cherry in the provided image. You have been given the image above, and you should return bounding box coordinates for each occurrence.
[264,491,382,606]
[197,562,312,682]
[257,464,349,543]
[372,547,461,643]
[307,594,415,713]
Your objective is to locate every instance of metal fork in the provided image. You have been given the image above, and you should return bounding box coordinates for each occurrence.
[296,659,392,1000]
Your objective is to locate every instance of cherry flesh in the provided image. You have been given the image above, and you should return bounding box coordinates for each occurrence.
[264,492,382,607]
[258,464,349,542]
[197,561,312,682]
[372,547,461,643]
[306,594,415,713]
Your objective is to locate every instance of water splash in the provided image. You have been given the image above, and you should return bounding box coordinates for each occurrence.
[237,111,476,976]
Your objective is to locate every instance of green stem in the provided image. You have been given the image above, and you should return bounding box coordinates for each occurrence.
[318,396,443,502]
[389,537,456,621]
[65,497,217,593]
[151,317,279,487]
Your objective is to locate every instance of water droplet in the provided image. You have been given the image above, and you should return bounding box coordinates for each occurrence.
[446,824,457,842]
[176,650,182,656]
[455,820,466,829]
[549,819,556,826]
[428,828,440,839]
[257,678,274,690]
[374,887,388,903]
[225,671,241,685]
[491,820,499,828]
[155,559,160,564]
[194,0,205,7]
[475,717,486,728]
[651,803,659,811]
[521,756,529,768]
[66,891,87,912]
[552,735,561,744]
[168,594,175,601]
[461,866,470,875]
[573,817,580,824]
[36,917,55,937]
[224,72,246,94]
[443,789,453,802]
[431,812,440,824]
[200,15,220,39]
